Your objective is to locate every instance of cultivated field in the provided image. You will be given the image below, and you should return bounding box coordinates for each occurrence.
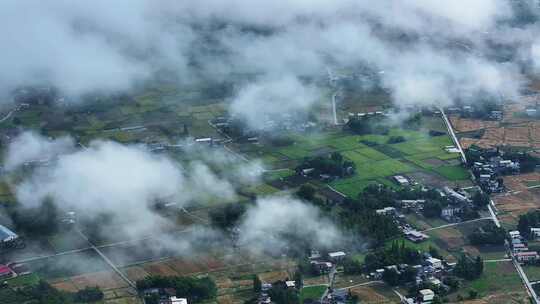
[494,173,540,226]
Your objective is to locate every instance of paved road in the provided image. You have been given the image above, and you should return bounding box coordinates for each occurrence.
[439,107,467,164]
[14,227,194,264]
[76,229,136,289]
[512,253,540,304]
[0,109,15,123]
[337,280,381,290]
[487,199,501,228]
[331,92,338,125]
[484,258,511,263]
[441,106,537,303]
[421,217,492,232]
[320,266,337,303]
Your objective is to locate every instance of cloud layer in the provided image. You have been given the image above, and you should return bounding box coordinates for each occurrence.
[0,0,536,114]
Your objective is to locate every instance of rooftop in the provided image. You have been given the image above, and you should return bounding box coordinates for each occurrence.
[0,225,17,242]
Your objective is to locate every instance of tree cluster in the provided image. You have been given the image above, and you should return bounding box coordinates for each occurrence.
[296,152,355,177]
[468,223,506,246]
[74,287,104,303]
[518,210,540,239]
[136,275,217,303]
[363,241,422,271]
[339,185,400,243]
[422,201,442,218]
[9,198,60,236]
[8,280,103,304]
[504,150,539,173]
[209,203,246,231]
[345,117,389,135]
[267,281,299,304]
[382,266,417,286]
[454,255,483,280]
[471,191,490,209]
[387,136,406,144]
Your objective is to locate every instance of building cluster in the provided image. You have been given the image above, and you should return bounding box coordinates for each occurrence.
[347,111,386,119]
[377,180,477,243]
[256,278,298,304]
[12,86,63,106]
[509,230,540,263]
[368,253,454,304]
[439,187,473,223]
[470,148,520,193]
[445,105,502,121]
[142,288,188,304]
[0,224,23,250]
[213,113,319,136]
[308,250,343,273]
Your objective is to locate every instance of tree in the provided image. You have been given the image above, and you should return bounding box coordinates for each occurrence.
[74,286,104,302]
[422,201,442,218]
[472,192,490,209]
[21,280,73,304]
[468,223,506,245]
[268,282,299,304]
[342,258,363,275]
[454,255,483,280]
[253,276,262,293]
[12,197,60,236]
[382,268,400,286]
[429,246,441,259]
[468,289,478,299]
[297,185,316,201]
[387,136,405,144]
[518,210,540,239]
[293,271,303,289]
[209,203,246,231]
[136,275,217,303]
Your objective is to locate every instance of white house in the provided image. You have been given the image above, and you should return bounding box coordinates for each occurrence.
[531,228,540,239]
[509,230,521,239]
[419,289,435,303]
[516,251,539,263]
[328,251,346,261]
[426,257,442,270]
[170,297,188,304]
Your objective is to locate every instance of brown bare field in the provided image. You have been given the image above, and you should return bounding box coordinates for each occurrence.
[506,126,531,141]
[304,275,329,286]
[217,295,235,304]
[201,256,226,270]
[166,258,206,275]
[122,266,149,282]
[430,227,465,250]
[503,103,532,124]
[71,271,128,290]
[503,173,540,192]
[460,137,480,149]
[142,262,179,277]
[494,189,540,223]
[104,293,142,304]
[51,279,79,292]
[458,292,530,304]
[350,285,393,303]
[216,277,234,289]
[463,245,481,256]
[449,116,498,132]
[258,270,290,283]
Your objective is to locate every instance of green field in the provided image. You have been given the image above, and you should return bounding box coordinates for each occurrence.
[524,265,540,282]
[432,165,470,181]
[6,273,40,287]
[463,262,523,297]
[300,285,327,303]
